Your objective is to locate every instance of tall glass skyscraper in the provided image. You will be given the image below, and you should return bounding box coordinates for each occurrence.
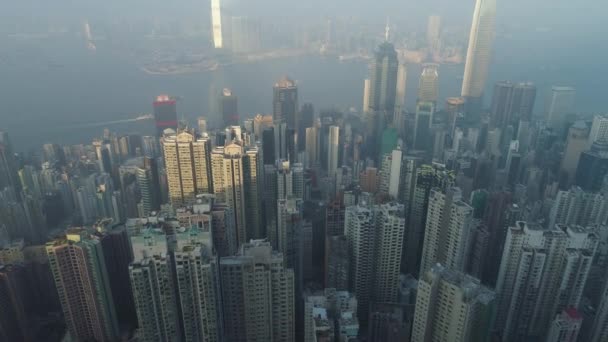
[461,0,497,117]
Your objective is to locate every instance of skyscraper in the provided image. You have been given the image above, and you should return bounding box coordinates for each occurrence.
[413,102,435,151]
[419,187,474,275]
[426,15,441,56]
[273,77,299,131]
[211,0,229,49]
[211,144,247,245]
[411,264,495,342]
[46,229,119,342]
[589,114,608,145]
[220,240,294,342]
[367,41,399,115]
[495,222,597,341]
[490,81,537,130]
[372,203,406,304]
[560,122,589,184]
[589,281,608,342]
[548,186,608,229]
[575,139,608,192]
[162,131,213,207]
[345,204,375,323]
[153,95,178,137]
[327,126,340,176]
[546,86,576,131]
[461,0,497,116]
[545,308,582,342]
[219,88,239,127]
[418,63,439,104]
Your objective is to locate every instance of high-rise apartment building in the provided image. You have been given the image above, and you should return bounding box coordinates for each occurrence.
[273,77,299,131]
[419,187,474,275]
[495,222,597,341]
[418,63,439,104]
[589,280,608,342]
[345,203,405,324]
[211,144,247,245]
[372,203,406,304]
[404,163,454,276]
[162,131,213,207]
[461,0,497,116]
[46,229,119,342]
[411,264,495,342]
[220,240,295,342]
[174,246,221,342]
[546,86,576,131]
[153,95,178,137]
[549,186,608,229]
[545,308,582,342]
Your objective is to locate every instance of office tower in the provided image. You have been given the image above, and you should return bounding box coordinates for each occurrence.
[490,81,537,130]
[495,222,597,340]
[211,144,247,245]
[305,127,319,168]
[211,203,236,257]
[46,229,119,342]
[589,115,608,144]
[404,164,454,276]
[419,187,473,275]
[363,79,371,113]
[413,102,435,151]
[427,15,441,55]
[297,104,314,156]
[262,127,276,164]
[548,186,608,229]
[136,158,161,217]
[0,131,20,193]
[231,16,261,53]
[461,0,497,115]
[575,139,608,192]
[273,76,299,131]
[396,64,407,110]
[220,240,295,342]
[545,308,582,342]
[367,41,399,115]
[511,82,537,123]
[327,126,340,176]
[560,122,589,184]
[162,131,213,207]
[372,203,406,304]
[219,88,239,127]
[153,95,178,137]
[546,86,576,131]
[211,0,229,49]
[274,122,289,161]
[418,63,439,104]
[411,264,496,342]
[174,246,221,342]
[325,235,349,290]
[142,136,159,158]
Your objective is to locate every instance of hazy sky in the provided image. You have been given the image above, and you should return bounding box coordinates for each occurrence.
[1,0,605,34]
